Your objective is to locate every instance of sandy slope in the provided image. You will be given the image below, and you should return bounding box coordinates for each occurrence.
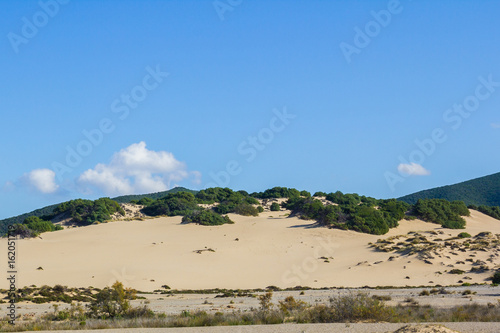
[1,210,499,291]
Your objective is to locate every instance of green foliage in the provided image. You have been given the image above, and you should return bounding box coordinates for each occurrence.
[0,203,60,235]
[412,199,467,229]
[451,200,470,216]
[8,217,62,238]
[233,203,259,216]
[141,192,199,217]
[458,232,471,238]
[257,206,264,213]
[270,202,281,211]
[346,206,388,235]
[136,197,155,206]
[8,224,39,238]
[284,195,399,235]
[182,210,234,226]
[113,187,197,204]
[326,191,361,206]
[196,187,235,203]
[87,282,137,319]
[196,188,259,216]
[300,190,311,197]
[476,205,500,220]
[54,198,124,225]
[23,216,61,233]
[399,171,500,206]
[377,199,410,228]
[251,187,301,199]
[313,191,327,197]
[360,196,378,207]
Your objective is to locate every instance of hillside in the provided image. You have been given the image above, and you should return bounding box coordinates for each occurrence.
[0,187,196,234]
[399,172,500,206]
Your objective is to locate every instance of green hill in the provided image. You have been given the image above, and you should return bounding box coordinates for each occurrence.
[398,172,500,206]
[0,187,197,234]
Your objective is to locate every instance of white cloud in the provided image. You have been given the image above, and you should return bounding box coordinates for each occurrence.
[25,169,59,193]
[78,142,200,196]
[397,163,430,176]
[491,123,500,129]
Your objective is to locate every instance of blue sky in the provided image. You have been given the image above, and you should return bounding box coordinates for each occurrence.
[1,0,499,219]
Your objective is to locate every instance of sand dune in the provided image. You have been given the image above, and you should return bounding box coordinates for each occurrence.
[1,210,499,291]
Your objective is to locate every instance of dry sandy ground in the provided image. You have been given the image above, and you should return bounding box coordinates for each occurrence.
[29,322,500,333]
[5,285,500,320]
[1,210,499,292]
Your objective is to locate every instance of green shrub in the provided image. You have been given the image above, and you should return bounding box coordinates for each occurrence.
[87,282,138,319]
[257,206,264,213]
[458,232,471,238]
[412,199,467,229]
[182,210,234,226]
[23,216,60,234]
[9,223,38,238]
[234,203,259,216]
[327,292,392,322]
[54,198,124,225]
[477,205,500,220]
[251,187,301,199]
[142,192,199,217]
[270,202,281,211]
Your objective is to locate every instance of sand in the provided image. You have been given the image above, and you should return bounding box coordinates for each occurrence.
[1,210,499,292]
[28,322,500,333]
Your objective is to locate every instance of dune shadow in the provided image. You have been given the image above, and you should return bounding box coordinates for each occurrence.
[288,222,323,229]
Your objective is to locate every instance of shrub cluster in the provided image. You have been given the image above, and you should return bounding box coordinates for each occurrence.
[251,187,302,199]
[9,216,62,238]
[140,188,261,221]
[470,205,500,220]
[411,199,468,229]
[270,202,281,211]
[54,198,125,225]
[284,194,409,235]
[141,192,199,217]
[182,210,234,226]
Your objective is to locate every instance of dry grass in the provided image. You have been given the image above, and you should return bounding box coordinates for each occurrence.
[3,292,500,331]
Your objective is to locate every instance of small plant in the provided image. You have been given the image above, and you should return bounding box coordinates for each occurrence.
[278,296,306,314]
[458,232,472,238]
[449,269,465,275]
[419,289,430,296]
[492,270,500,284]
[258,292,273,311]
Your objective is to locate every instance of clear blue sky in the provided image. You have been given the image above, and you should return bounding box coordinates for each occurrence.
[1,0,499,219]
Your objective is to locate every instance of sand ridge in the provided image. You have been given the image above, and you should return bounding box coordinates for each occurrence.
[1,210,499,291]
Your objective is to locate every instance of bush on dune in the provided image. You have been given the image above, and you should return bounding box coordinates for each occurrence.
[412,199,468,229]
[54,198,125,225]
[182,210,234,226]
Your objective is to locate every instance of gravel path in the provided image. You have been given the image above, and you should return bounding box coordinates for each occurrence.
[34,322,500,333]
